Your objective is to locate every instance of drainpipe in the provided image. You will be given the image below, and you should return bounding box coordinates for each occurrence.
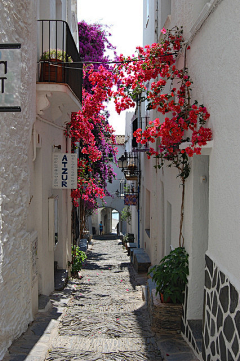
[137,94,141,248]
[155,0,158,43]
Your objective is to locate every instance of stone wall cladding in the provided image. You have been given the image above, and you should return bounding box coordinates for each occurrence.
[181,286,202,358]
[202,255,240,361]
[0,1,37,359]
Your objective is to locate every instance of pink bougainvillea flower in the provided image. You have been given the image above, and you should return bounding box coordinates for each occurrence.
[161,27,167,34]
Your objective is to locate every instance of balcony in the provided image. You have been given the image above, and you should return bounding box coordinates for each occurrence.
[117,151,140,180]
[37,20,82,104]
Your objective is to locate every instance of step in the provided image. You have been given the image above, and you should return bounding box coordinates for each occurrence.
[126,242,137,255]
[130,247,144,261]
[54,269,68,291]
[92,234,120,241]
[133,249,151,273]
[38,294,52,313]
[77,238,88,253]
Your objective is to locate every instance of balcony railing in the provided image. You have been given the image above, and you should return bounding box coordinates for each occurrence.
[37,20,82,102]
[117,151,140,180]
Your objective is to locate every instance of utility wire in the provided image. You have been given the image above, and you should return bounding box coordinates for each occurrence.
[37,51,179,71]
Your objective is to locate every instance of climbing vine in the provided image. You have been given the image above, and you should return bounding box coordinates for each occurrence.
[112,26,212,246]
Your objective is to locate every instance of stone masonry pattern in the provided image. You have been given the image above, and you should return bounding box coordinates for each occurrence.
[203,255,240,361]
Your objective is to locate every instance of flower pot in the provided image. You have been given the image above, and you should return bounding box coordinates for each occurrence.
[40,59,64,83]
[160,293,172,303]
[128,165,137,174]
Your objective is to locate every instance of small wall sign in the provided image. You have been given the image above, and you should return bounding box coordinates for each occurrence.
[0,44,21,112]
[52,153,77,189]
[124,194,138,206]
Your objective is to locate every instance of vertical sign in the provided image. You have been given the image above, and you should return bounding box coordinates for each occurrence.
[0,44,21,112]
[52,153,77,189]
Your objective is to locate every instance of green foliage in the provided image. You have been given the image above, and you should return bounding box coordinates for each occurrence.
[40,49,73,62]
[150,247,189,304]
[121,206,131,225]
[71,246,87,275]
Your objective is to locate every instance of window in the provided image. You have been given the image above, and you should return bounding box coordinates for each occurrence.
[132,118,138,148]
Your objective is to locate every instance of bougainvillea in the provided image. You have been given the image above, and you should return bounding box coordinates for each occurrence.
[113,27,212,181]
[69,24,212,245]
[78,21,117,92]
[112,26,212,246]
[67,22,118,238]
[68,65,117,210]
[67,67,117,231]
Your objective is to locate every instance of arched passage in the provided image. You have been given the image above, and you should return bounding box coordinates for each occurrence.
[91,204,127,237]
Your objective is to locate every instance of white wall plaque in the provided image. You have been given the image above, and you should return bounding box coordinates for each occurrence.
[52,153,77,189]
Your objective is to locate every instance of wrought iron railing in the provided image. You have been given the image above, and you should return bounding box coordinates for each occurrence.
[117,151,140,180]
[37,20,82,102]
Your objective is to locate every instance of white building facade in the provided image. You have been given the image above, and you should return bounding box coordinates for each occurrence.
[131,1,240,360]
[0,1,81,358]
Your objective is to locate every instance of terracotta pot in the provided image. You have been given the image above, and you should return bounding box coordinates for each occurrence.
[40,59,64,83]
[160,293,172,303]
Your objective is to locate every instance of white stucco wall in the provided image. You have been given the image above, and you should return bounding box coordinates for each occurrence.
[0,1,37,358]
[141,0,240,323]
[171,0,240,290]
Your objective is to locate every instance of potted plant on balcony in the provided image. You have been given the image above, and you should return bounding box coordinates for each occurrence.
[40,49,73,83]
[128,164,137,174]
[150,247,189,304]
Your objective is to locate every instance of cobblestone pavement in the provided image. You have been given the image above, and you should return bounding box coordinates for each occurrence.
[46,238,199,361]
[3,238,199,361]
[46,239,162,361]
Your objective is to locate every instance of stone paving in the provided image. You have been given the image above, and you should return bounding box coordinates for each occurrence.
[3,238,199,361]
[46,239,162,361]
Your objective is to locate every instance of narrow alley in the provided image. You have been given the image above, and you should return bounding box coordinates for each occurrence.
[4,237,199,361]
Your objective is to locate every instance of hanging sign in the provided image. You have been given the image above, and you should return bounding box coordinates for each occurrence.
[124,194,138,206]
[0,44,21,112]
[52,153,77,189]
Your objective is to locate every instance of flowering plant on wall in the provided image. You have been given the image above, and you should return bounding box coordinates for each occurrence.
[67,65,117,238]
[66,22,118,238]
[112,26,212,246]
[68,23,212,245]
[78,21,117,92]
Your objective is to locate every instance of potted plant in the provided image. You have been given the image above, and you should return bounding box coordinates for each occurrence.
[150,247,189,303]
[70,245,87,278]
[39,49,73,82]
[128,164,137,174]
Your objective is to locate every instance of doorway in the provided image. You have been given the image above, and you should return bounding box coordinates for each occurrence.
[112,209,119,234]
[186,155,209,353]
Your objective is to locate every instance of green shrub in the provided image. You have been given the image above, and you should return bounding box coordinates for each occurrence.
[121,206,131,225]
[71,246,87,275]
[150,247,189,303]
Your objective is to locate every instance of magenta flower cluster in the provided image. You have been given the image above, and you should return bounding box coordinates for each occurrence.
[78,20,117,92]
